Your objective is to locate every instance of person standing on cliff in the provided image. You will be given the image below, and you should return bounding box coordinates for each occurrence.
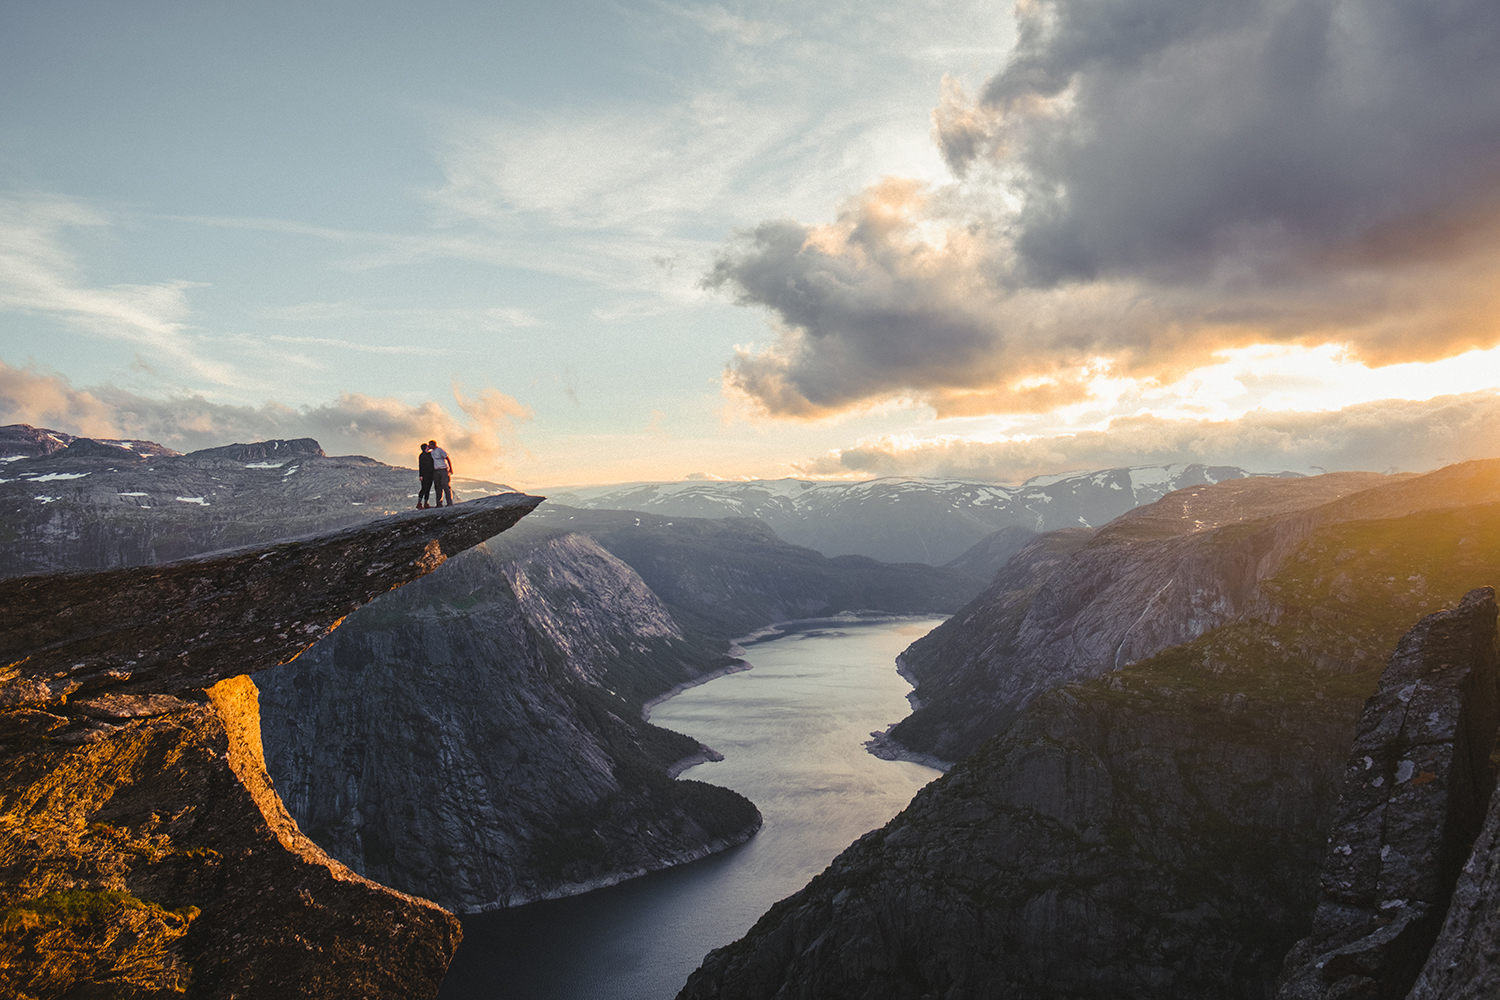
[417,442,435,509]
[428,439,453,507]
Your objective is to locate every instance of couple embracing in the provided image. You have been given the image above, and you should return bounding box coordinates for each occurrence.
[417,440,453,508]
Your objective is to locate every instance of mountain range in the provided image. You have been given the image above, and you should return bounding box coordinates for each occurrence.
[546,464,1299,566]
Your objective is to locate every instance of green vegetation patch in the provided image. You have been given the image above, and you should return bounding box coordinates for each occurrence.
[1,889,200,934]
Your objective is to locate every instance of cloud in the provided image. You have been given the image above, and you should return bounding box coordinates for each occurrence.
[263,301,540,332]
[0,360,531,475]
[0,195,240,385]
[795,391,1500,482]
[711,0,1500,418]
[663,3,790,46]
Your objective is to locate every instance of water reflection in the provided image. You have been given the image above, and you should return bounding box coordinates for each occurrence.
[439,616,945,1000]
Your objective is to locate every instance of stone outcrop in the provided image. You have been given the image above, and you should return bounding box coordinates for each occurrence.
[1277,587,1500,1000]
[1,431,979,927]
[0,493,540,999]
[1409,769,1500,999]
[188,438,325,462]
[1,494,541,710]
[0,422,76,457]
[0,423,179,460]
[251,503,976,913]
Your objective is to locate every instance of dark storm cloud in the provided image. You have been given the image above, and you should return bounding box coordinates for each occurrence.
[711,0,1500,418]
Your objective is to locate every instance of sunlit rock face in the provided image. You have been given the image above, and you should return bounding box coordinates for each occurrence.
[0,494,539,1000]
[677,460,1500,1000]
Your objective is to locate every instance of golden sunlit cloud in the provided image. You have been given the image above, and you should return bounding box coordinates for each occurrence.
[707,0,1500,423]
[0,361,531,478]
[795,391,1500,483]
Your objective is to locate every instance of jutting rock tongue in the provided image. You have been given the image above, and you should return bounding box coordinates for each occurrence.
[1276,586,1500,1000]
[0,492,542,711]
[0,492,541,1000]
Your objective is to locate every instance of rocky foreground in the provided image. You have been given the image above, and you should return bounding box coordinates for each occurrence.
[0,495,537,999]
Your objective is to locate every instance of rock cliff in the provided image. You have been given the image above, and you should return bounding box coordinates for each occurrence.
[677,461,1500,1000]
[1408,756,1500,999]
[890,471,1395,763]
[1277,588,1500,1000]
[1,429,982,923]
[519,504,981,640]
[0,494,539,999]
[256,531,762,911]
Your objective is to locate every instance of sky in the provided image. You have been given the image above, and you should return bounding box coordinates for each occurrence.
[2,0,1499,488]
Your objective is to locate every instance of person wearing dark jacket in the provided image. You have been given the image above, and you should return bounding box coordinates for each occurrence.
[417,442,435,509]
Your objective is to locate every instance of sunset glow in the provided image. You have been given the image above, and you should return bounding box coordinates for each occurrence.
[2,1,1498,486]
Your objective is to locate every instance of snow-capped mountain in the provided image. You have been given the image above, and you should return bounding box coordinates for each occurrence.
[545,464,1301,566]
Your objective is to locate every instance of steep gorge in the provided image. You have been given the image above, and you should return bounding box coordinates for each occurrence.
[1,429,984,926]
[256,532,762,910]
[680,461,1500,1000]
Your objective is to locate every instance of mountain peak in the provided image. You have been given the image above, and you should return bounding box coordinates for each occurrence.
[187,438,326,462]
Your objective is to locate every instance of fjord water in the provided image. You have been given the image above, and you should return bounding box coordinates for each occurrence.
[439,615,947,1000]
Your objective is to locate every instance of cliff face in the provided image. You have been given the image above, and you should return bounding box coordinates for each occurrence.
[2,430,981,924]
[256,532,762,911]
[1278,588,1500,1000]
[678,462,1500,1000]
[678,626,1371,1000]
[1409,748,1500,999]
[892,472,1390,763]
[0,494,539,999]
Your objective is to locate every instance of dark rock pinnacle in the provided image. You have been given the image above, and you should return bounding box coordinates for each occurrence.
[1276,586,1500,1000]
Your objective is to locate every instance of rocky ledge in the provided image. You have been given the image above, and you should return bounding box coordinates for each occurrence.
[0,493,541,714]
[0,493,540,1000]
